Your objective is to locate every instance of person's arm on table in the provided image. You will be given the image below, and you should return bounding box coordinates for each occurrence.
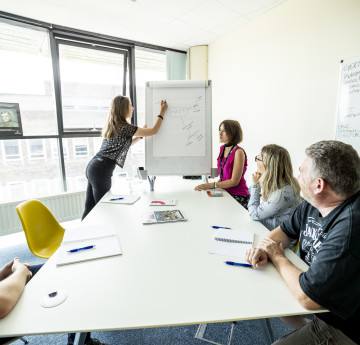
[195,149,245,191]
[247,227,321,310]
[0,258,32,319]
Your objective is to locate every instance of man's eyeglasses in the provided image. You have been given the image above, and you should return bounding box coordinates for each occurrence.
[255,155,262,162]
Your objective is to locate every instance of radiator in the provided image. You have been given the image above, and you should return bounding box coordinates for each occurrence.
[0,191,86,236]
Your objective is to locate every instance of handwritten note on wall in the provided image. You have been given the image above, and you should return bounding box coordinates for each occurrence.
[152,87,206,157]
[335,56,360,154]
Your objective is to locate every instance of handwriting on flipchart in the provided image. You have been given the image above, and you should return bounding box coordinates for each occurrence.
[159,96,204,146]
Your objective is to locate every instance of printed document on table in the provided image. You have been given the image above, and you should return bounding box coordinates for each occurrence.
[149,199,176,206]
[209,229,254,259]
[56,224,121,265]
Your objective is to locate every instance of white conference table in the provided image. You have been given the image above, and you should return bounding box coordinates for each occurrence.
[0,177,324,344]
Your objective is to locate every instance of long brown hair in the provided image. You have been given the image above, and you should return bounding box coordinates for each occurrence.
[102,95,130,139]
[259,144,301,202]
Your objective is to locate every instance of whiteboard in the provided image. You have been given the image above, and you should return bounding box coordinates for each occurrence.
[145,80,212,175]
[335,56,360,154]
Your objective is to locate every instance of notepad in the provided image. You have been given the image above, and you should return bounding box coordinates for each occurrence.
[142,209,187,224]
[149,199,176,206]
[56,225,121,265]
[101,194,140,204]
[209,229,254,259]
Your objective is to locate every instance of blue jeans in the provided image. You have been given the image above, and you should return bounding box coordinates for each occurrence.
[82,156,116,220]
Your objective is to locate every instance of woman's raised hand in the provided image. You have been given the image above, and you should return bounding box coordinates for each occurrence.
[252,171,262,184]
[160,100,168,115]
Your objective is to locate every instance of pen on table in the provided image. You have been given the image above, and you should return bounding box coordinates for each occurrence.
[110,197,124,201]
[211,226,232,229]
[68,245,96,253]
[224,261,252,268]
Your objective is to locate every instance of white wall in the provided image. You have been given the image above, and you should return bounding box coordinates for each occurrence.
[208,0,360,181]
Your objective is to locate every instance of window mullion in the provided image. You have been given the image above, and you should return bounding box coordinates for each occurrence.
[49,29,67,192]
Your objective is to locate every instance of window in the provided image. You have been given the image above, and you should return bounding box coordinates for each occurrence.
[75,176,87,190]
[32,179,50,196]
[7,181,26,200]
[2,140,21,161]
[0,19,57,136]
[58,43,126,132]
[51,140,68,159]
[0,15,172,203]
[28,139,45,160]
[73,138,89,157]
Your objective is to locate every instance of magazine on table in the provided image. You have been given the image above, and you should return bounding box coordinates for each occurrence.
[142,209,187,224]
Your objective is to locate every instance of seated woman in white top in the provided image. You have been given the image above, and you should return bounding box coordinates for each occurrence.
[248,144,302,231]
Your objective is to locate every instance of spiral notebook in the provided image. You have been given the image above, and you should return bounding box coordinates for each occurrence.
[209,229,254,259]
[56,224,121,266]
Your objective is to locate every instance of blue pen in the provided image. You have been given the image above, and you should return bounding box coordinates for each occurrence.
[211,226,232,229]
[68,245,96,253]
[110,197,124,201]
[225,261,252,268]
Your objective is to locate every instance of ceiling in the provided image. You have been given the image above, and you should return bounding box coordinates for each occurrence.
[0,0,287,51]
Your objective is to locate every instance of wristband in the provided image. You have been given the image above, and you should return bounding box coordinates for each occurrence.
[214,181,217,189]
[157,115,164,120]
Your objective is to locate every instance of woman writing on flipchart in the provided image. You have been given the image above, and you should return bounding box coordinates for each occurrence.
[195,120,250,209]
[82,95,168,220]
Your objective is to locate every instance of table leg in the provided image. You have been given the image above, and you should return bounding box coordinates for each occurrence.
[260,319,275,344]
[74,332,87,345]
[195,322,236,345]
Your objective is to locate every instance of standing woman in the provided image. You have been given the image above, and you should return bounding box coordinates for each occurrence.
[82,95,168,220]
[195,120,250,209]
[248,144,301,230]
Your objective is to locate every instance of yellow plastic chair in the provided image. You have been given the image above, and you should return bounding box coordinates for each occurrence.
[16,200,65,259]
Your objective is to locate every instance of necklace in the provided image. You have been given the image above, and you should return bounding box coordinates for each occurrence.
[220,145,235,180]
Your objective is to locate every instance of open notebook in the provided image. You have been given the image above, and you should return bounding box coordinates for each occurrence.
[56,224,121,266]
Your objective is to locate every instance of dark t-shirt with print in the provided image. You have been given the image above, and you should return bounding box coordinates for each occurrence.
[281,191,360,344]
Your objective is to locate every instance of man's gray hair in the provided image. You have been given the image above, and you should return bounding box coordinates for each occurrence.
[306,140,360,197]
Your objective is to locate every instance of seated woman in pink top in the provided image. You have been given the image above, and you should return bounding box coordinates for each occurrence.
[195,120,250,209]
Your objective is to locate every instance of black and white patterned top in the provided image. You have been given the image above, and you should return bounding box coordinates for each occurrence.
[97,123,138,168]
